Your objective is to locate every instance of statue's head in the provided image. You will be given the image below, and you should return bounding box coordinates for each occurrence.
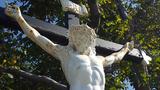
[68,24,97,55]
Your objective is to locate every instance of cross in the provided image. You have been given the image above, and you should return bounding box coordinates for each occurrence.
[0,6,146,63]
[0,0,151,89]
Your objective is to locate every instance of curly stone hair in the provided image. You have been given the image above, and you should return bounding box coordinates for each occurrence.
[68,24,97,55]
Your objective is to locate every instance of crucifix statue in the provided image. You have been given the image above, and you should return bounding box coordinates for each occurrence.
[5,2,136,90]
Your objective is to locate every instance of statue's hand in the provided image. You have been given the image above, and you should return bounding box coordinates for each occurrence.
[124,41,134,52]
[5,5,21,20]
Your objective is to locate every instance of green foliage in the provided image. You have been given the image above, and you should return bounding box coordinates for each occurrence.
[98,0,130,43]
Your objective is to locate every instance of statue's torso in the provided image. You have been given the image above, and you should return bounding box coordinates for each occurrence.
[59,47,105,90]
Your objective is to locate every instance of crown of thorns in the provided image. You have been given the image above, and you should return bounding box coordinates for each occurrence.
[68,24,97,38]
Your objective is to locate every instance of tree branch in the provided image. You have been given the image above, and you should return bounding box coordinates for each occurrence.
[0,66,67,90]
[87,0,100,29]
[115,0,128,20]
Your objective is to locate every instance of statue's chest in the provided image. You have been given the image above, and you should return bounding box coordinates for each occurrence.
[72,55,91,64]
[70,54,101,65]
[63,54,105,85]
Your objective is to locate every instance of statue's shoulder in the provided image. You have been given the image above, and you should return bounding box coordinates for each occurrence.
[56,45,69,53]
[64,45,75,54]
[96,55,105,60]
[56,45,73,57]
[94,55,105,64]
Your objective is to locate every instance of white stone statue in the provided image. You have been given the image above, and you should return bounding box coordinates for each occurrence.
[5,5,134,90]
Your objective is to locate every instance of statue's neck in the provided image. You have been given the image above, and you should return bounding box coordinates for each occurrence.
[68,45,95,56]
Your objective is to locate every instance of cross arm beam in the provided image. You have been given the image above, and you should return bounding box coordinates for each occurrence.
[0,7,143,63]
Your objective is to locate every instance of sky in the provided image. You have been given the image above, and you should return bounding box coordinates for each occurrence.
[0,0,6,7]
[0,0,23,7]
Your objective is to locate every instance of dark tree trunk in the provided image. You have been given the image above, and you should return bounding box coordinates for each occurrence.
[87,0,100,29]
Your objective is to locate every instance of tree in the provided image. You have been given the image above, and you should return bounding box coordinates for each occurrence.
[0,0,159,90]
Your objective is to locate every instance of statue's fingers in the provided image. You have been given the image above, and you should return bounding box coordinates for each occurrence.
[6,5,11,8]
[11,5,20,11]
[12,5,18,8]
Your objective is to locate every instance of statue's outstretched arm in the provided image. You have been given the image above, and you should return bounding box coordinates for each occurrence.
[5,5,62,59]
[103,42,134,67]
[60,0,88,16]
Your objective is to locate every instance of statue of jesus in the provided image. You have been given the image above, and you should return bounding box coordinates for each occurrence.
[5,5,134,90]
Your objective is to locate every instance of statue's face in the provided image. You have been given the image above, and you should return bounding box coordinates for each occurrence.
[68,25,96,54]
[71,34,95,54]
